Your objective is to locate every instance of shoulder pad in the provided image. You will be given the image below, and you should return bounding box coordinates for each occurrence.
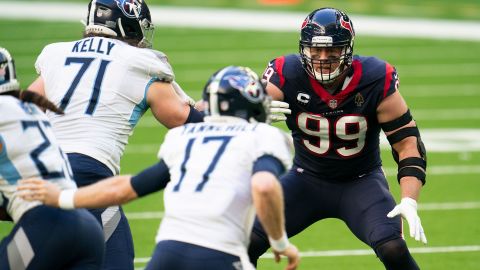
[138,49,175,83]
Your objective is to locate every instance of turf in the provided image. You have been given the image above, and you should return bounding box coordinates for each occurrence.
[0,7,479,270]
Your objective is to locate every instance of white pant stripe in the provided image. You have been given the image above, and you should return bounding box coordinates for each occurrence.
[101,206,121,242]
[7,227,34,270]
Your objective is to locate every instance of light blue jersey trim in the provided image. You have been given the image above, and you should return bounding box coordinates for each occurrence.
[129,77,158,127]
[0,136,21,184]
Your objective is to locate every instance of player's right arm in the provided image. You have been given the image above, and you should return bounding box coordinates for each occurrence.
[17,161,171,209]
[265,82,285,101]
[147,81,204,128]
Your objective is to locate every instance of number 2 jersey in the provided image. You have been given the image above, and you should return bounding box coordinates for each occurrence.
[34,36,178,174]
[156,117,292,264]
[0,96,76,222]
[263,54,398,181]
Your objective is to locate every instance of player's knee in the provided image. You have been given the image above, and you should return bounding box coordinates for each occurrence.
[375,238,419,270]
[247,229,270,266]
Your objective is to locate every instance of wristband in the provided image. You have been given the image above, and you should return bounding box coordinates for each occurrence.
[58,189,76,209]
[268,232,289,252]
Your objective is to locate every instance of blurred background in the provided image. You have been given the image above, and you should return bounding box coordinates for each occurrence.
[1,0,479,269]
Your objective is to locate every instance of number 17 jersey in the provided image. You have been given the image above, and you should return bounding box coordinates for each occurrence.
[156,118,292,263]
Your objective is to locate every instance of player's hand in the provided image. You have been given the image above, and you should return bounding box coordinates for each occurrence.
[17,178,61,207]
[387,197,427,244]
[269,100,291,123]
[273,244,300,270]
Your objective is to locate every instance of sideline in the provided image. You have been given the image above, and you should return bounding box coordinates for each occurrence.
[1,2,480,40]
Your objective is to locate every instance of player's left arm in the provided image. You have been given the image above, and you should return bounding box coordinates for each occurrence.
[377,90,428,244]
[377,90,426,199]
[18,161,171,209]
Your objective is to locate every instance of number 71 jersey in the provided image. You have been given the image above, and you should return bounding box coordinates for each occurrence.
[34,37,176,174]
[264,54,399,181]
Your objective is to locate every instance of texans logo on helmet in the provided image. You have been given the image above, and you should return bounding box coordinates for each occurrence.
[115,0,141,18]
[340,16,354,36]
[301,18,309,29]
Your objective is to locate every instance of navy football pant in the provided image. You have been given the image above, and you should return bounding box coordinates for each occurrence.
[0,205,104,270]
[146,240,242,270]
[248,167,418,269]
[68,153,134,270]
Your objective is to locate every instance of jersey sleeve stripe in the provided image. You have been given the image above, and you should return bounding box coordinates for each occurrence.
[274,56,286,88]
[383,63,395,98]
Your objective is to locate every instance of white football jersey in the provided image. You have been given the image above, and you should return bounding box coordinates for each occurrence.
[156,116,292,267]
[0,96,76,223]
[35,37,176,174]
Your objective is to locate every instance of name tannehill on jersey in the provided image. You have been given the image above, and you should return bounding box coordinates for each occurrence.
[264,54,399,181]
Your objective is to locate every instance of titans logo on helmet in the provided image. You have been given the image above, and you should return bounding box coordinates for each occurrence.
[225,74,264,103]
[115,0,141,18]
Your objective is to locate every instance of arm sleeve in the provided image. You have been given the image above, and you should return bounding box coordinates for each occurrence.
[130,160,170,197]
[185,106,204,124]
[252,155,286,178]
[262,57,286,89]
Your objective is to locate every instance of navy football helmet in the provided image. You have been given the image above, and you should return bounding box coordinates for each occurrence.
[202,66,271,123]
[0,47,20,93]
[85,0,154,48]
[299,8,355,83]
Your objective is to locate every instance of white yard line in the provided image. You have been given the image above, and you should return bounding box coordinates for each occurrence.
[125,201,480,220]
[1,2,480,41]
[132,245,480,264]
[259,245,480,258]
[125,129,480,153]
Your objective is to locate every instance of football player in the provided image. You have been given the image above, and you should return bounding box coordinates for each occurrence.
[0,47,104,269]
[19,66,300,270]
[26,0,205,268]
[248,8,427,270]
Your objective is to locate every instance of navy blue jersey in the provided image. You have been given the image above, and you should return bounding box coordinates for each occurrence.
[263,54,398,181]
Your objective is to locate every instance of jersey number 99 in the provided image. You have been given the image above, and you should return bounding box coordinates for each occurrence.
[298,113,367,157]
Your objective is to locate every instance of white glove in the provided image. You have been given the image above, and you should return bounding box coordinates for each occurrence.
[387,197,427,244]
[269,100,291,122]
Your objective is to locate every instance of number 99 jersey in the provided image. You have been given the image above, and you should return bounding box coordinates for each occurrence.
[0,96,76,222]
[263,54,399,181]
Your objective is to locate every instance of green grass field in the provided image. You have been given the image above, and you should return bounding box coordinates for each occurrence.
[13,0,480,20]
[1,2,480,269]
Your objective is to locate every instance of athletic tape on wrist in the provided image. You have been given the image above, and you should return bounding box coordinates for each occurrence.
[58,189,76,209]
[269,232,289,252]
